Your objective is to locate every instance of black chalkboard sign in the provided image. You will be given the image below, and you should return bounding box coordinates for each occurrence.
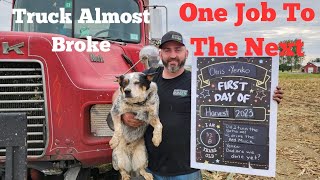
[191,57,278,177]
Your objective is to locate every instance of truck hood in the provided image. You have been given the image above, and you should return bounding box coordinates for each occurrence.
[0,31,143,90]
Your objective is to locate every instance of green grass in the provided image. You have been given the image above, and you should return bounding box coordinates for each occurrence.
[279,72,320,79]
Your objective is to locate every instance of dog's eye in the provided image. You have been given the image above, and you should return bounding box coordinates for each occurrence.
[134,81,140,85]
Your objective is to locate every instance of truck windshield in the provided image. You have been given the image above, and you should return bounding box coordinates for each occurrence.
[13,0,141,43]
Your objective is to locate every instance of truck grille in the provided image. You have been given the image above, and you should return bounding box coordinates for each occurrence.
[0,61,47,157]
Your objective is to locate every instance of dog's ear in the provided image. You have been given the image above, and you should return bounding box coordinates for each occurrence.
[144,72,158,81]
[115,75,124,84]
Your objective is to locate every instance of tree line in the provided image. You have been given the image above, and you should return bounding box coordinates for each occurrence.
[278,39,305,72]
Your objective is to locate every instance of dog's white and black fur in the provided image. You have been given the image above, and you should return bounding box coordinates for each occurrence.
[110,72,162,180]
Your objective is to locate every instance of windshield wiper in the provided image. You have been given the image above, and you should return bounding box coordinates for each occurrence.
[78,36,111,41]
[122,54,137,72]
[103,37,138,44]
[78,36,130,45]
[106,38,124,42]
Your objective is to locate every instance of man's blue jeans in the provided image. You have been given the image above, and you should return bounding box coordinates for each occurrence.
[147,169,202,180]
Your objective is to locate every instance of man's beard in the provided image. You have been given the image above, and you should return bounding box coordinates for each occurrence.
[162,58,186,73]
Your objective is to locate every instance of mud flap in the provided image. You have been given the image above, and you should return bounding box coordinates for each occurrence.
[64,167,81,180]
[0,113,27,180]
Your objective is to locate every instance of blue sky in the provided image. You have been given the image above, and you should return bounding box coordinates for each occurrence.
[1,0,319,65]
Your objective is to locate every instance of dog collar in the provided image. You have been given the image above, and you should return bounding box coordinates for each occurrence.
[132,99,148,106]
[127,92,152,106]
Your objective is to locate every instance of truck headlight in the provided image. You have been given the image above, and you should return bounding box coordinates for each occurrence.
[90,104,114,137]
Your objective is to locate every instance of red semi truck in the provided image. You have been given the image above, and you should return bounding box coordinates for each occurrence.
[0,0,162,178]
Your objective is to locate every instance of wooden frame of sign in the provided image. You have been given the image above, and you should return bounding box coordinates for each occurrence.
[191,56,279,177]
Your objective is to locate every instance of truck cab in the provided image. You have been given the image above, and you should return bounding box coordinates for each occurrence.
[0,0,161,178]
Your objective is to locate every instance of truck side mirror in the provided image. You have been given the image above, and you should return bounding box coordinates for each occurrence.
[149,8,164,40]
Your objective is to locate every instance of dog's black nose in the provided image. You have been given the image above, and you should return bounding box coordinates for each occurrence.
[124,89,131,97]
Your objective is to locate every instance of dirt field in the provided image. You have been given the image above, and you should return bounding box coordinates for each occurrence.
[203,73,320,180]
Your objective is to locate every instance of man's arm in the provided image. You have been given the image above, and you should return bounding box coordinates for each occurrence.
[112,89,144,128]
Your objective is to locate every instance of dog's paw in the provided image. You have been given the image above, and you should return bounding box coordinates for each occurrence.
[152,133,162,147]
[121,174,130,180]
[142,172,153,180]
[109,137,120,149]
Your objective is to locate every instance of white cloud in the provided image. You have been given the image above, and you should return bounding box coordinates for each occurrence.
[0,2,11,31]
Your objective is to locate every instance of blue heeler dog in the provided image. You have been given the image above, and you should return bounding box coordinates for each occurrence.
[110,72,162,180]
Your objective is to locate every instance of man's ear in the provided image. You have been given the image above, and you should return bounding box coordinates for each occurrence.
[185,49,189,59]
[159,49,163,60]
[144,72,158,81]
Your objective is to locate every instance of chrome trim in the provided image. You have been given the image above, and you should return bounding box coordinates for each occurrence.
[27,132,43,136]
[0,75,42,79]
[0,60,49,158]
[27,140,44,144]
[0,100,45,103]
[0,91,43,95]
[27,116,46,119]
[0,68,41,71]
[0,108,44,112]
[0,148,45,153]
[27,124,44,128]
[0,83,43,87]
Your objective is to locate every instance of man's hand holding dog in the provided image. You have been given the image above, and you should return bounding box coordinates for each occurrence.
[121,113,144,128]
[273,86,284,104]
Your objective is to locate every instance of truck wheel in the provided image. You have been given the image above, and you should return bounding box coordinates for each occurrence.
[76,168,91,180]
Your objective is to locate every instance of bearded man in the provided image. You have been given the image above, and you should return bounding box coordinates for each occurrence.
[121,31,284,180]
